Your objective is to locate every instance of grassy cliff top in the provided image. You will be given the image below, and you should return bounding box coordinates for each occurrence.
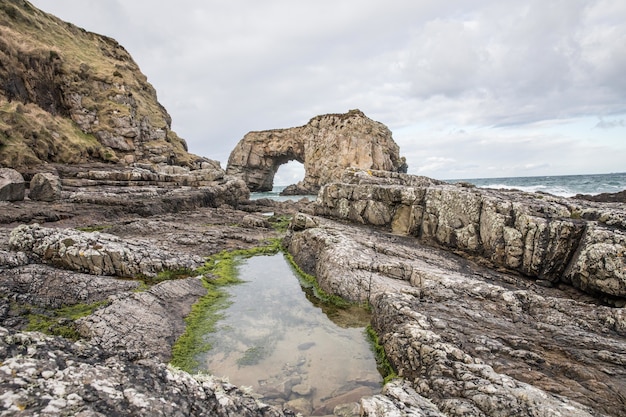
[0,0,194,169]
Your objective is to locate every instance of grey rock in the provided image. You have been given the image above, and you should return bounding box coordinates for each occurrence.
[315,169,626,299]
[29,172,62,202]
[0,264,138,308]
[284,214,626,416]
[77,277,206,362]
[9,224,203,278]
[0,326,295,417]
[0,168,25,201]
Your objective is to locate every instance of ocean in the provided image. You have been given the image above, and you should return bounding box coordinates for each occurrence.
[251,172,626,201]
[446,172,626,198]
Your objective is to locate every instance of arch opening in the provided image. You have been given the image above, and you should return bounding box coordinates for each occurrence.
[274,160,305,187]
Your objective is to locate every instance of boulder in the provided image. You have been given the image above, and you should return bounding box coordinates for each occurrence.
[226,110,405,194]
[0,168,25,201]
[29,172,62,201]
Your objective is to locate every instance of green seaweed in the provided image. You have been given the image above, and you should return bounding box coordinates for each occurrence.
[366,325,398,384]
[170,239,282,372]
[26,300,109,341]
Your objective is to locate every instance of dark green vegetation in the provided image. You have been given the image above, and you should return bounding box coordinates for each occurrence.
[136,267,195,286]
[366,325,398,384]
[26,300,109,340]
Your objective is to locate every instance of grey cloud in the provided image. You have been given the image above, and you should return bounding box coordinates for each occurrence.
[28,0,626,178]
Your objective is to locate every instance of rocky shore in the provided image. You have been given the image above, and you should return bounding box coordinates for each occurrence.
[0,168,624,416]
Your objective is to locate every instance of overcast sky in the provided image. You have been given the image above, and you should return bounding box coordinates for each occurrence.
[30,0,626,183]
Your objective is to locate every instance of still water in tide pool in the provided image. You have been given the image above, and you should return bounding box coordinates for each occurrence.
[197,254,382,411]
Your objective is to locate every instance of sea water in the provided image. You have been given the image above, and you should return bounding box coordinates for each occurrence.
[249,185,317,202]
[448,172,626,198]
[198,254,381,412]
[253,173,626,201]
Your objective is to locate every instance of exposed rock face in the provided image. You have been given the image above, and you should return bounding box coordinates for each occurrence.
[0,1,195,168]
[77,277,206,362]
[9,224,204,278]
[226,109,406,193]
[315,169,626,301]
[283,213,626,416]
[0,168,25,201]
[29,172,62,201]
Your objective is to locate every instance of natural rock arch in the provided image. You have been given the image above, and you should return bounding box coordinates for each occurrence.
[226,109,406,193]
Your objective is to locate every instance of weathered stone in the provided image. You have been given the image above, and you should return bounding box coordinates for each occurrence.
[0,264,138,308]
[77,277,206,361]
[29,172,62,202]
[284,214,626,416]
[0,168,25,201]
[0,327,295,417]
[361,380,445,417]
[8,224,203,278]
[315,169,626,299]
[226,110,405,193]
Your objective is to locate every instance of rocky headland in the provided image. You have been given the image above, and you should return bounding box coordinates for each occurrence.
[1,1,625,417]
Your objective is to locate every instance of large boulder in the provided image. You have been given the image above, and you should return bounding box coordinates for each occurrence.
[0,168,25,201]
[226,109,406,194]
[29,172,62,201]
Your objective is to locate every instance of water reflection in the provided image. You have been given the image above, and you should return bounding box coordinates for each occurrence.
[198,254,381,414]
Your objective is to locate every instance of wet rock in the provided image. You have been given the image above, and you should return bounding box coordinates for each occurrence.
[29,172,62,202]
[0,168,25,201]
[332,402,361,417]
[0,326,295,417]
[313,386,376,416]
[9,224,203,278]
[292,383,313,396]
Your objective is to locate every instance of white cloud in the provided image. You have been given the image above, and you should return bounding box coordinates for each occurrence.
[29,0,626,178]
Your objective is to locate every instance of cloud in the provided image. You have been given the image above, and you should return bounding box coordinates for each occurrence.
[29,0,626,177]
[595,118,626,129]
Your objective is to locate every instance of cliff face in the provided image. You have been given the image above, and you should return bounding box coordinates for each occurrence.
[0,0,196,169]
[226,109,407,193]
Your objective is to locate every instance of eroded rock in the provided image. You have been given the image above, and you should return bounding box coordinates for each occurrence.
[226,110,405,194]
[315,169,626,300]
[77,277,206,361]
[8,224,203,278]
[0,326,295,417]
[284,214,626,416]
